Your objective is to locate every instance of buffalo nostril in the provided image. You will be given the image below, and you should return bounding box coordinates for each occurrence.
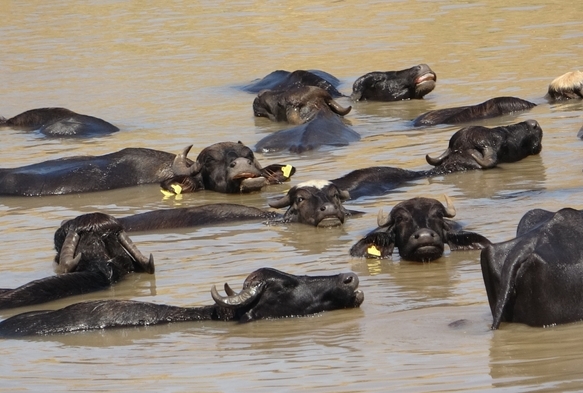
[320,206,327,211]
[229,162,236,168]
[343,275,353,284]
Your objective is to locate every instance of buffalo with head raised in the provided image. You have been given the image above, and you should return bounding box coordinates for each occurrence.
[0,212,154,310]
[0,107,119,137]
[0,267,364,336]
[351,64,436,102]
[350,196,491,261]
[481,207,583,329]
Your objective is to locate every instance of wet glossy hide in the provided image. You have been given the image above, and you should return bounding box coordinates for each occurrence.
[255,111,360,153]
[0,268,364,337]
[241,69,343,97]
[481,208,583,329]
[351,64,436,101]
[0,107,119,137]
[350,196,490,261]
[0,213,153,310]
[412,97,537,126]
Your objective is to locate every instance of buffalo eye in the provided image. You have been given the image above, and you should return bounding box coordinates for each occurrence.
[296,197,305,203]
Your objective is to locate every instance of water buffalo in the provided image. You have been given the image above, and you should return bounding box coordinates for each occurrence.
[0,213,154,310]
[330,120,543,200]
[0,141,295,196]
[242,69,343,97]
[0,267,364,337]
[0,107,119,137]
[253,85,352,125]
[350,196,490,261]
[350,64,436,102]
[481,208,583,329]
[413,70,583,126]
[120,181,355,232]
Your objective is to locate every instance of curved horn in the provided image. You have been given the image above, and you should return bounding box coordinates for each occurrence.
[117,231,155,274]
[210,281,265,308]
[171,145,201,176]
[57,230,82,273]
[326,98,352,116]
[224,283,236,296]
[426,148,451,166]
[470,147,497,169]
[268,193,292,209]
[377,209,390,227]
[443,195,456,218]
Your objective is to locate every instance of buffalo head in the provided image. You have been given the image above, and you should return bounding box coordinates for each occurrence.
[253,85,351,125]
[268,180,351,227]
[161,142,296,194]
[481,208,583,329]
[350,196,490,261]
[546,70,583,101]
[425,120,543,173]
[351,64,436,101]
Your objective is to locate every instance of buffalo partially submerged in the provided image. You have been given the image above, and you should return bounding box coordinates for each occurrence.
[253,85,351,125]
[351,64,436,102]
[0,213,154,310]
[481,208,583,329]
[413,70,583,126]
[331,120,543,200]
[120,181,355,232]
[0,107,119,137]
[350,196,490,261]
[242,69,343,97]
[0,267,364,337]
[0,141,295,196]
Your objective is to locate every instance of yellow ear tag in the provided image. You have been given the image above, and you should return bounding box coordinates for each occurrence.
[160,189,175,197]
[282,164,293,178]
[171,184,183,195]
[367,245,381,257]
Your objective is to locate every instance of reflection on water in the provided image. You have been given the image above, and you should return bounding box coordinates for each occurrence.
[1,0,583,391]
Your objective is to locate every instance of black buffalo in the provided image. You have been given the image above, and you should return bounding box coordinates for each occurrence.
[0,107,119,137]
[0,213,154,310]
[481,208,583,329]
[350,196,490,261]
[351,64,436,102]
[120,181,354,232]
[242,69,343,97]
[330,120,543,200]
[253,85,352,124]
[412,97,537,127]
[0,141,295,196]
[0,267,364,337]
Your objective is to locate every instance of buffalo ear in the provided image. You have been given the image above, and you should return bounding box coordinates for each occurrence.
[260,164,296,183]
[446,231,491,251]
[350,231,395,259]
[160,175,203,195]
[268,193,292,208]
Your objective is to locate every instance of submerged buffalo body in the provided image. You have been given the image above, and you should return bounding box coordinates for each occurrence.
[351,64,436,102]
[0,107,119,137]
[0,213,154,310]
[0,267,364,337]
[350,196,490,261]
[0,141,294,196]
[481,208,583,329]
[329,120,543,200]
[242,69,343,97]
[120,181,354,232]
[413,97,537,127]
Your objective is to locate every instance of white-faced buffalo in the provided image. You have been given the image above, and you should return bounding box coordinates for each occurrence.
[330,120,543,200]
[481,208,583,329]
[350,196,490,261]
[0,213,154,310]
[413,71,583,126]
[242,69,343,97]
[0,107,119,137]
[253,85,352,125]
[351,64,436,102]
[0,141,295,196]
[119,181,355,232]
[0,267,364,337]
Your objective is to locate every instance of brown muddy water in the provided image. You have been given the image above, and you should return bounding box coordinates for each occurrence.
[1,1,583,392]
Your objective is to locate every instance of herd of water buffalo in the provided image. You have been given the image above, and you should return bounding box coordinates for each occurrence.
[0,65,582,336]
